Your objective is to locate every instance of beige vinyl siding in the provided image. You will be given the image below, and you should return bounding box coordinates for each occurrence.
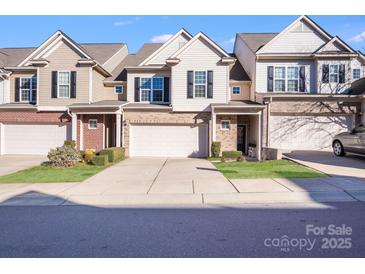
[146,34,190,65]
[171,37,229,112]
[230,82,250,101]
[38,40,89,106]
[103,45,128,72]
[255,60,314,93]
[92,70,118,102]
[9,71,37,102]
[126,70,171,102]
[259,20,327,54]
[234,36,256,100]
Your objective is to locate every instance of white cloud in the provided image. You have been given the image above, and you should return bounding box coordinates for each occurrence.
[150,34,173,43]
[113,17,140,27]
[349,31,365,42]
[223,37,235,44]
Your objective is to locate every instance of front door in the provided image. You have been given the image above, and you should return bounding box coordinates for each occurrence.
[237,125,246,154]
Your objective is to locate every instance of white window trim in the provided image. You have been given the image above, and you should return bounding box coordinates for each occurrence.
[88,119,98,130]
[114,85,124,94]
[273,65,303,93]
[19,76,36,103]
[329,64,339,84]
[139,77,164,103]
[221,120,230,131]
[193,70,208,98]
[57,70,71,99]
[353,68,361,80]
[232,86,241,95]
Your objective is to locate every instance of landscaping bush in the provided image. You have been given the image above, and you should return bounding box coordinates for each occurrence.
[44,144,81,168]
[93,154,108,166]
[211,142,221,158]
[221,150,243,162]
[64,140,76,148]
[84,149,95,163]
[99,147,125,163]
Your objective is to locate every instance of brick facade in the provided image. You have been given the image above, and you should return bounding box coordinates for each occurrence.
[79,114,104,152]
[0,111,70,124]
[122,110,211,156]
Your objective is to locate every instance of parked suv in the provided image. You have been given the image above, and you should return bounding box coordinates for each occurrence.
[332,123,365,156]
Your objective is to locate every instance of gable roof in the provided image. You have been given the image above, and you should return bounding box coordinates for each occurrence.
[314,36,356,54]
[107,43,163,81]
[169,31,230,59]
[256,15,333,54]
[237,33,278,52]
[229,54,250,81]
[139,28,193,66]
[79,43,126,64]
[0,47,35,67]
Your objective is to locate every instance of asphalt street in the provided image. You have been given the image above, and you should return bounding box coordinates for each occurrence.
[0,202,365,257]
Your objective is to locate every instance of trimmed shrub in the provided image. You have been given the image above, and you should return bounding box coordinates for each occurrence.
[44,144,81,168]
[211,142,221,158]
[93,155,108,166]
[84,149,95,163]
[99,147,125,163]
[64,140,76,148]
[221,150,243,162]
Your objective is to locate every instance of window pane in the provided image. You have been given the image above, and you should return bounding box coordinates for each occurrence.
[330,65,338,74]
[353,69,361,80]
[141,89,150,101]
[153,90,163,101]
[115,86,123,94]
[274,80,285,91]
[59,85,70,97]
[21,89,30,101]
[152,78,163,90]
[20,78,31,89]
[287,80,298,92]
[141,78,151,89]
[221,121,230,129]
[274,67,285,79]
[330,74,338,83]
[194,71,206,84]
[287,67,299,79]
[195,85,206,97]
[58,72,70,85]
[232,87,240,94]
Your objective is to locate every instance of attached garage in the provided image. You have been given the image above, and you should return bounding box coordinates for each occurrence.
[1,123,71,155]
[269,115,355,151]
[129,124,209,157]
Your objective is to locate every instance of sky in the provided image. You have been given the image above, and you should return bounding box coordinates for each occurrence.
[0,15,365,53]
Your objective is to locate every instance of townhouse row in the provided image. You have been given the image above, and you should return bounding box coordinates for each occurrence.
[0,15,364,159]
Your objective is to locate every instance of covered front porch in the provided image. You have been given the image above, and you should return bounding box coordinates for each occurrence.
[211,101,265,160]
[68,101,127,151]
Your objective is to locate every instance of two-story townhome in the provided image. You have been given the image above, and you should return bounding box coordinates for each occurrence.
[0,31,128,155]
[234,15,365,152]
[0,29,265,159]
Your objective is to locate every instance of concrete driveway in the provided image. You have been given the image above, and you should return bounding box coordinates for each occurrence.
[284,150,365,178]
[0,155,46,176]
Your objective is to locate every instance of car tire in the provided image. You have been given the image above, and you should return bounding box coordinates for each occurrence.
[333,140,346,156]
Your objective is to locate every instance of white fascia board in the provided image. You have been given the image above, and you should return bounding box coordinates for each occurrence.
[37,106,68,111]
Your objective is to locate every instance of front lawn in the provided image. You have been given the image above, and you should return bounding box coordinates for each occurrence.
[213,159,326,179]
[0,163,107,183]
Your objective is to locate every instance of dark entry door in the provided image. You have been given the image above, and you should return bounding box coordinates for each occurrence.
[237,125,246,154]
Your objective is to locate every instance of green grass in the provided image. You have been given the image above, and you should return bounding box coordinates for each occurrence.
[213,159,326,179]
[0,163,108,184]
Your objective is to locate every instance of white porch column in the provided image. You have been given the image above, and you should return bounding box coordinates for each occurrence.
[116,113,121,147]
[0,123,4,155]
[79,114,83,150]
[71,113,77,142]
[361,99,365,123]
[258,112,262,161]
[212,112,216,142]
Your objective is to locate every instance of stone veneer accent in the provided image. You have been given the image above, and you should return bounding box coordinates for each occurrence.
[216,115,237,152]
[122,110,211,156]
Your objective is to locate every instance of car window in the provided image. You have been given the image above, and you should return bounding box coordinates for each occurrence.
[354,125,365,133]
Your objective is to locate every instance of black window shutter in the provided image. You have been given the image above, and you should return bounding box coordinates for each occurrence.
[134,77,140,102]
[31,77,37,103]
[299,66,306,92]
[14,77,20,102]
[187,71,194,98]
[339,64,346,83]
[207,70,213,98]
[322,64,329,83]
[70,71,76,98]
[163,77,170,102]
[51,71,58,98]
[267,66,273,92]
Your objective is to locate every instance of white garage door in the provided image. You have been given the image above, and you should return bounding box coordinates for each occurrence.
[130,124,208,157]
[269,115,354,151]
[3,123,71,155]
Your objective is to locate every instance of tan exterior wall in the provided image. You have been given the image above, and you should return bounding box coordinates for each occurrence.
[122,110,211,156]
[92,70,119,102]
[9,71,37,102]
[38,39,90,106]
[229,82,250,101]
